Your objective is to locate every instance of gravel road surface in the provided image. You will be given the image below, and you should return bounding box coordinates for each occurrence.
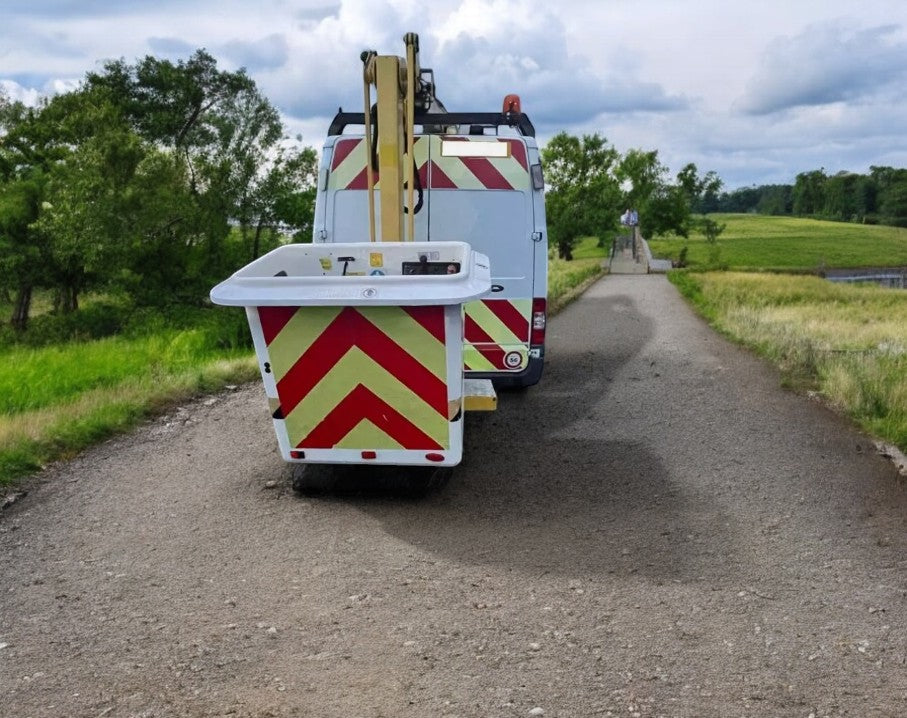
[2,274,906,718]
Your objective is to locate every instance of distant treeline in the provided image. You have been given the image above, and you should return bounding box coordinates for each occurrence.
[705,167,907,227]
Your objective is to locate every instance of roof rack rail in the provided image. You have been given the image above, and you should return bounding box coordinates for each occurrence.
[327,111,536,138]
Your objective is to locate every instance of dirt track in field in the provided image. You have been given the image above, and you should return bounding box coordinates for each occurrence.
[2,274,906,718]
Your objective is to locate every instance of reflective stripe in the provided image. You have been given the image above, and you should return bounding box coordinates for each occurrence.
[463,299,531,372]
[328,137,529,191]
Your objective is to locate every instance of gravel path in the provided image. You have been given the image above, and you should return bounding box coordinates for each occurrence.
[2,274,906,718]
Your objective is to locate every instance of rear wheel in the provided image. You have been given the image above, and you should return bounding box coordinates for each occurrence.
[290,463,452,497]
[290,463,336,496]
[398,465,453,497]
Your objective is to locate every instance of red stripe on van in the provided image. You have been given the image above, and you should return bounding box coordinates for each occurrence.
[331,138,361,170]
[460,157,513,190]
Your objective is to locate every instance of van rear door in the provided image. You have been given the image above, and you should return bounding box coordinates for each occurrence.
[322,136,430,244]
[424,136,536,375]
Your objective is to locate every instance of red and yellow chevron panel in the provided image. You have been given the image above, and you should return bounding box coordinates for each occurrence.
[258,304,450,451]
[432,137,529,191]
[329,137,429,191]
[329,136,529,191]
[463,298,531,372]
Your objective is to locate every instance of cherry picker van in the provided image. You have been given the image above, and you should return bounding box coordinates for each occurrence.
[211,34,548,484]
[312,38,549,388]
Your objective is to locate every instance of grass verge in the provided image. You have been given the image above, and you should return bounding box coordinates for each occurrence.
[670,271,907,452]
[549,236,607,312]
[0,305,259,487]
[0,356,259,483]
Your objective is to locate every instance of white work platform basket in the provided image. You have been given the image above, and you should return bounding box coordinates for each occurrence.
[210,242,491,467]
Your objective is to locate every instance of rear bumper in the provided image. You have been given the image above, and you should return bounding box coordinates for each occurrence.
[467,347,545,389]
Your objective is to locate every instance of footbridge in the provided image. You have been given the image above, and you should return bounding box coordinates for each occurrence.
[607,226,672,274]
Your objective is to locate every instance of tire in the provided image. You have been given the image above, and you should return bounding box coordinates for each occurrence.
[290,463,336,496]
[397,465,453,497]
[291,463,452,497]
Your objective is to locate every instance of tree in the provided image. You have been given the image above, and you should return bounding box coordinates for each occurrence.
[33,89,150,312]
[871,166,907,225]
[618,149,662,211]
[1,50,318,328]
[0,173,46,330]
[86,50,297,303]
[755,185,793,215]
[698,216,727,268]
[0,95,61,330]
[238,142,319,262]
[792,169,827,216]
[644,183,692,238]
[541,132,621,259]
[616,150,703,238]
[676,163,722,214]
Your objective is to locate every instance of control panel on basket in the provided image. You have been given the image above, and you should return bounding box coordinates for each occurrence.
[402,257,461,275]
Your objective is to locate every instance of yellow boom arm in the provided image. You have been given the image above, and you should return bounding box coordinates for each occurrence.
[361,33,421,243]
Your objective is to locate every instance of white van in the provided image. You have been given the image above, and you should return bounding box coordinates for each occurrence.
[312,106,548,388]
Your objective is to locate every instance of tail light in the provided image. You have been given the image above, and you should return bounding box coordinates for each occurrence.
[530,297,547,345]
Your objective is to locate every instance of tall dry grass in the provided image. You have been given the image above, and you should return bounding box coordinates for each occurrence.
[671,272,907,450]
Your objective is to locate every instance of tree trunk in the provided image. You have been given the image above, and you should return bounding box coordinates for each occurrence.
[53,284,80,314]
[11,285,32,332]
[60,284,79,314]
[252,219,266,261]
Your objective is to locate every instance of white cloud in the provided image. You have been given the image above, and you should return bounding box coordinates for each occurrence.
[736,21,907,115]
[1,80,40,106]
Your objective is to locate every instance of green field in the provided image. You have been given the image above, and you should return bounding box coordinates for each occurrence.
[648,214,907,270]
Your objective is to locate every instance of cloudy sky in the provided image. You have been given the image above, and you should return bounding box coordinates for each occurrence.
[2,0,906,189]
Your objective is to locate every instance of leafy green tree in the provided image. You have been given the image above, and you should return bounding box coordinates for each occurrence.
[823,171,869,221]
[871,166,907,225]
[717,186,762,213]
[0,95,62,330]
[34,89,150,312]
[699,216,726,267]
[238,142,319,262]
[755,185,793,215]
[2,50,317,327]
[676,163,722,214]
[618,149,662,211]
[87,50,289,300]
[617,150,706,238]
[0,173,46,330]
[644,183,692,238]
[792,169,827,215]
[541,132,621,259]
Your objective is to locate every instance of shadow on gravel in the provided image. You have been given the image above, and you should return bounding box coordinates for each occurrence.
[340,293,738,581]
